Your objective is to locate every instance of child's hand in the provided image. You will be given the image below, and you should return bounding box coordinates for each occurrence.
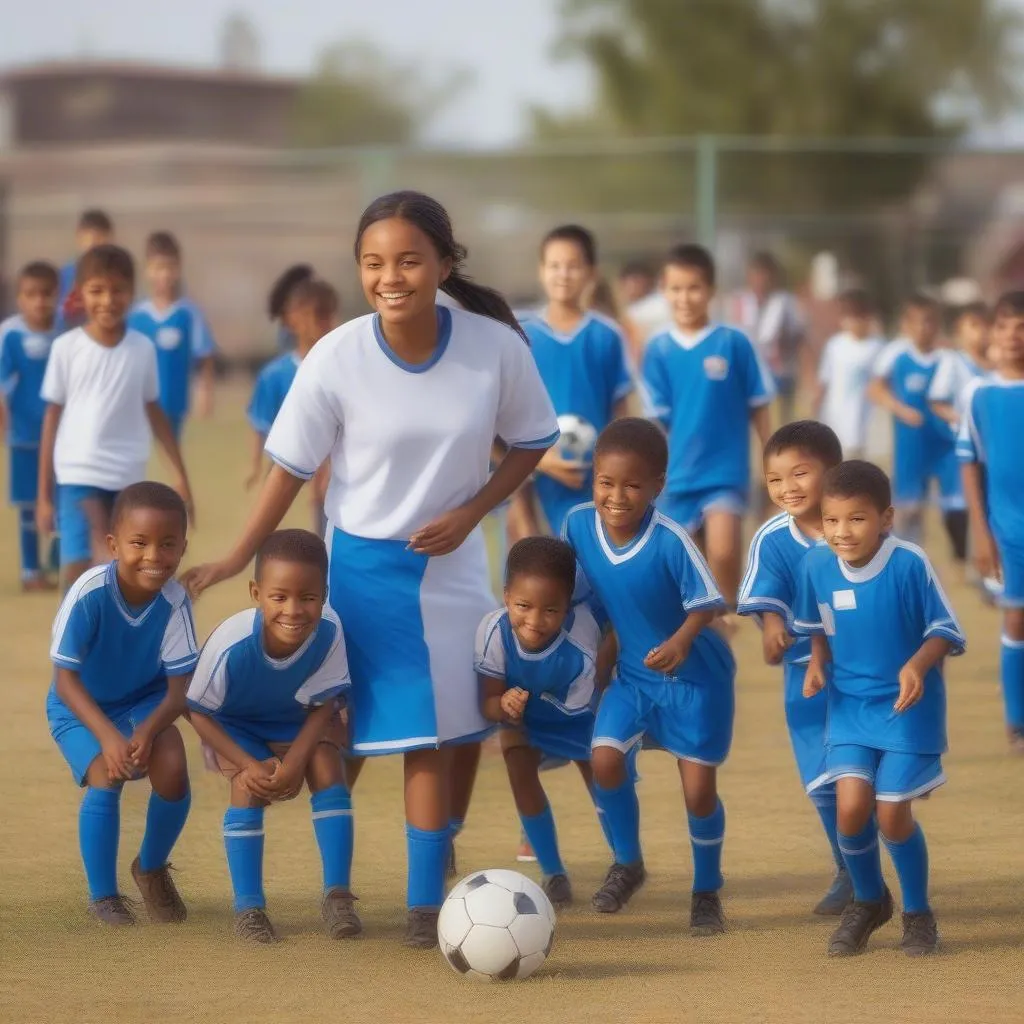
[267,758,304,801]
[101,731,135,783]
[240,758,279,800]
[895,661,925,712]
[644,635,691,675]
[803,661,827,698]
[36,498,55,537]
[897,404,924,428]
[538,450,587,490]
[761,617,792,666]
[127,726,154,775]
[500,687,529,722]
[972,527,1001,582]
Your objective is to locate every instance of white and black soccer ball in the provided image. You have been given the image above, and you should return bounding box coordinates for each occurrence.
[438,869,556,981]
[556,414,598,466]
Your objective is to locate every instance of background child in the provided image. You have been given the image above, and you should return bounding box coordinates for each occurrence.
[738,420,852,915]
[37,245,194,588]
[563,418,735,934]
[128,231,217,439]
[929,301,992,432]
[266,263,314,352]
[0,261,60,590]
[58,209,114,332]
[46,482,197,926]
[796,461,964,957]
[186,529,356,944]
[642,244,775,605]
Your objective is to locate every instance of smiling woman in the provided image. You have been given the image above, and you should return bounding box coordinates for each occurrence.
[182,190,559,947]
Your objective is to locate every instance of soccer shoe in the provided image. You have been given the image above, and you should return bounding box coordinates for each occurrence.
[827,887,894,956]
[131,856,187,923]
[88,894,137,926]
[234,908,279,944]
[1007,727,1024,756]
[813,868,853,916]
[516,833,537,863]
[542,873,573,910]
[591,862,646,913]
[321,888,362,939]
[690,890,726,935]
[900,910,940,956]
[404,908,440,949]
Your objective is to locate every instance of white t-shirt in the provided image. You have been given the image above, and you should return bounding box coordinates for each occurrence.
[626,291,672,346]
[817,332,885,452]
[265,307,559,540]
[41,327,159,490]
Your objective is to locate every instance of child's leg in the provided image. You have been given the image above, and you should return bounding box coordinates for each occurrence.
[137,725,191,872]
[575,759,615,852]
[1000,608,1024,740]
[590,745,643,866]
[702,509,742,606]
[679,760,725,894]
[224,772,269,913]
[56,486,97,590]
[18,507,41,582]
[80,758,123,902]
[403,748,449,924]
[877,800,928,912]
[941,509,969,564]
[448,741,481,843]
[809,785,844,871]
[306,728,354,895]
[834,776,884,902]
[502,734,565,878]
[82,493,114,568]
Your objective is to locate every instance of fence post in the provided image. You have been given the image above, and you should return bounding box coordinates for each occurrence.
[695,135,717,250]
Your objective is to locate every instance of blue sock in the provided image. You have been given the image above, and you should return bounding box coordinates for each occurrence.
[448,816,465,842]
[1000,636,1024,730]
[883,823,930,914]
[224,807,265,912]
[687,800,726,893]
[79,787,121,900]
[19,507,39,579]
[138,789,191,872]
[311,784,353,891]
[838,819,885,902]
[406,825,448,910]
[592,777,642,866]
[810,789,844,870]
[519,804,565,877]
[48,533,60,573]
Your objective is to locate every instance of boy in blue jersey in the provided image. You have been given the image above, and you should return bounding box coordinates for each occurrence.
[642,244,774,604]
[738,420,856,916]
[57,209,114,332]
[47,482,197,926]
[563,418,736,934]
[958,291,1024,752]
[522,225,634,536]
[795,461,965,957]
[0,261,60,590]
[186,529,356,944]
[128,232,217,439]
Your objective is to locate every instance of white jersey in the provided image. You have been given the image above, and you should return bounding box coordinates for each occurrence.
[817,331,885,452]
[265,307,559,540]
[40,327,159,491]
[928,349,987,427]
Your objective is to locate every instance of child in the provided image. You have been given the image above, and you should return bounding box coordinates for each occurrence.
[267,263,314,352]
[868,294,967,562]
[522,225,635,537]
[563,417,735,934]
[186,529,356,944]
[738,420,853,915]
[0,261,60,590]
[37,244,195,588]
[642,244,775,605]
[476,536,611,909]
[794,461,964,956]
[58,209,114,331]
[47,482,197,925]
[128,231,217,439]
[958,291,1024,752]
[928,301,992,432]
[814,290,885,459]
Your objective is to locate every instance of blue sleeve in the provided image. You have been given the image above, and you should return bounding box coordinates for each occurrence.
[915,555,966,655]
[640,340,672,423]
[738,332,775,407]
[0,332,16,396]
[188,304,217,361]
[737,530,794,626]
[670,529,726,613]
[50,594,99,669]
[792,559,826,635]
[247,370,275,434]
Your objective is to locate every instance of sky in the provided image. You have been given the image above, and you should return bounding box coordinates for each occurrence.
[0,0,592,145]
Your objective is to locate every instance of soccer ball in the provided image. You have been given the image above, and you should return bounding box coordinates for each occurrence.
[556,414,598,466]
[438,869,556,981]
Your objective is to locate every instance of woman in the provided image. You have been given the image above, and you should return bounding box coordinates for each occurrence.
[183,191,558,948]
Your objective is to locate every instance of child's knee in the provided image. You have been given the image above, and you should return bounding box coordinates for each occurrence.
[1004,608,1024,641]
[835,778,875,833]
[228,775,265,809]
[679,761,718,816]
[875,800,914,842]
[83,756,121,791]
[149,727,189,797]
[306,741,345,791]
[591,745,627,787]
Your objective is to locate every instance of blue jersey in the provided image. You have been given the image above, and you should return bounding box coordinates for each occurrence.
[247,353,300,435]
[0,314,56,447]
[49,562,199,711]
[641,323,774,496]
[957,375,1024,547]
[562,502,732,690]
[872,339,949,449]
[186,606,350,737]
[793,537,964,755]
[738,512,827,667]
[128,299,216,419]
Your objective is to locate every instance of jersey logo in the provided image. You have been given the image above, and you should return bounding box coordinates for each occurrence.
[703,355,729,381]
[156,327,183,350]
[22,333,51,359]
[905,372,928,394]
[832,589,857,611]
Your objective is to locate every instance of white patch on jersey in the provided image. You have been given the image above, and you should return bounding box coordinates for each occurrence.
[818,602,836,635]
[905,372,928,394]
[156,326,183,350]
[22,333,52,359]
[832,589,857,611]
[703,355,729,381]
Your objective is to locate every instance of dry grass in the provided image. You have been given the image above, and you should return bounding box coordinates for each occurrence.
[1,383,1020,1024]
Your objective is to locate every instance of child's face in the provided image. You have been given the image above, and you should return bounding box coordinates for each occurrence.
[504,574,570,652]
[77,227,112,252]
[664,264,713,331]
[956,312,989,357]
[81,273,133,333]
[992,313,1024,369]
[841,312,873,339]
[619,271,654,305]
[821,494,893,568]
[288,301,333,350]
[17,276,58,331]
[765,449,829,522]
[146,255,181,301]
[903,305,940,349]
[539,239,593,308]
[593,449,664,538]
[107,508,187,599]
[250,559,325,656]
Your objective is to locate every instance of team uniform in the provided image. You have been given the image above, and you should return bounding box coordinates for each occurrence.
[0,315,57,580]
[928,350,988,431]
[817,332,885,456]
[128,299,216,439]
[521,312,634,535]
[642,324,775,531]
[247,352,300,438]
[40,328,159,565]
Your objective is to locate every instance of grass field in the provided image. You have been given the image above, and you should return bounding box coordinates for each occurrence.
[1,381,1020,1024]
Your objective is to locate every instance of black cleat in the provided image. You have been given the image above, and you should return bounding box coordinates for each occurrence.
[813,868,853,916]
[690,890,726,935]
[404,908,440,949]
[900,910,939,956]
[591,862,646,913]
[827,887,894,956]
[542,873,573,910]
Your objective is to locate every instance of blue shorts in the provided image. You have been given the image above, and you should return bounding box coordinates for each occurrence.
[57,484,120,565]
[813,744,945,802]
[509,713,595,764]
[659,488,747,533]
[9,446,39,507]
[592,675,734,766]
[216,718,305,762]
[783,662,830,793]
[893,440,963,511]
[48,687,164,786]
[995,538,1024,608]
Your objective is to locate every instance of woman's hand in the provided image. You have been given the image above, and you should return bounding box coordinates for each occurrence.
[180,558,242,601]
[408,504,479,556]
